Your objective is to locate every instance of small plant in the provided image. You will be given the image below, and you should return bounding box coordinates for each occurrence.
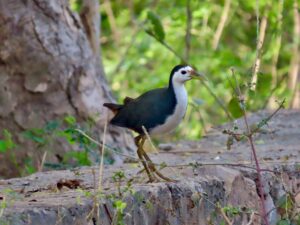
[222,205,242,219]
[0,188,22,220]
[112,200,127,225]
[104,171,135,225]
[0,115,116,177]
[275,192,299,225]
[0,130,16,153]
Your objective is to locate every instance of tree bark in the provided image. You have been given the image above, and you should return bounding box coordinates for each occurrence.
[0,0,134,178]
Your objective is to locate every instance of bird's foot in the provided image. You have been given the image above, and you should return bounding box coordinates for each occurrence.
[137,167,175,183]
[148,163,177,182]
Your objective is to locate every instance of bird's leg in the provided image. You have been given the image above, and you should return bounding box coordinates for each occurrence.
[138,137,175,182]
[134,135,155,182]
[141,149,175,182]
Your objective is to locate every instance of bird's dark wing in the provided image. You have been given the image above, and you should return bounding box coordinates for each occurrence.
[123,96,134,105]
[110,88,176,134]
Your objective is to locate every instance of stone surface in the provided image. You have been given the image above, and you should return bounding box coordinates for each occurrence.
[0,110,299,225]
[0,166,260,225]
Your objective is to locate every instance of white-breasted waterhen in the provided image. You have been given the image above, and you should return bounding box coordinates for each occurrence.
[104,65,205,182]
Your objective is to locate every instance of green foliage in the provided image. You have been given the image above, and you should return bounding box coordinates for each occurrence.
[69,0,82,12]
[23,157,36,175]
[256,73,273,97]
[101,0,295,141]
[275,192,299,224]
[0,116,114,177]
[227,97,244,118]
[64,115,77,126]
[276,193,294,213]
[63,150,91,166]
[113,200,127,225]
[23,129,47,145]
[222,205,241,218]
[106,171,135,225]
[0,130,15,153]
[146,11,165,42]
[112,171,126,183]
[277,219,291,225]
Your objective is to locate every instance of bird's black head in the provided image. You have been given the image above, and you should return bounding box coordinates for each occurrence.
[170,65,188,75]
[169,64,194,88]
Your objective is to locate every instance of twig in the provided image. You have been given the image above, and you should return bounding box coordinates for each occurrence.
[74,128,139,162]
[245,211,256,225]
[86,120,108,225]
[251,99,285,134]
[80,0,100,55]
[38,151,47,172]
[103,0,119,43]
[167,161,282,174]
[74,128,298,173]
[113,28,140,74]
[224,98,285,137]
[0,196,5,218]
[74,128,163,170]
[142,126,159,153]
[98,120,107,191]
[270,0,283,83]
[185,0,192,61]
[251,6,268,90]
[231,68,270,225]
[218,203,233,225]
[144,29,233,120]
[289,0,300,108]
[212,0,231,50]
[201,81,233,120]
[263,74,287,108]
[267,0,284,108]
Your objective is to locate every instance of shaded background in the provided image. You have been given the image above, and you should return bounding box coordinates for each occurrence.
[97,0,299,140]
[0,0,298,178]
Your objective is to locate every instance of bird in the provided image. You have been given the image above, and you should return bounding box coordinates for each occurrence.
[103,65,205,182]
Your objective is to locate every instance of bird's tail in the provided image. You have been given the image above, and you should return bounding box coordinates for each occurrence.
[103,103,123,114]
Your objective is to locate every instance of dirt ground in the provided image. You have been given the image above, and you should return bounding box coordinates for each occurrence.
[0,109,299,225]
[154,109,300,173]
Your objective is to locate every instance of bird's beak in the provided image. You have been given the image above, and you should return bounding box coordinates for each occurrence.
[190,70,207,81]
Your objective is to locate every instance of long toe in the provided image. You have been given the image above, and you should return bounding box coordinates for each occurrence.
[154,170,177,182]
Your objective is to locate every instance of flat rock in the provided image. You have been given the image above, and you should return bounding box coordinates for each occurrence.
[0,110,299,225]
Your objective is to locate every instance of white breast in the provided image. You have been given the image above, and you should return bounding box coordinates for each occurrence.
[150,82,188,135]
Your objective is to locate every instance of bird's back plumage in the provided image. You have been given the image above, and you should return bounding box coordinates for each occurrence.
[104,88,176,134]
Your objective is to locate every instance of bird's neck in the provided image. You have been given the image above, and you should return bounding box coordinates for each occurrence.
[169,80,188,103]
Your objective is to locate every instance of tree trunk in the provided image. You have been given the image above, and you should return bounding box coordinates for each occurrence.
[0,0,134,178]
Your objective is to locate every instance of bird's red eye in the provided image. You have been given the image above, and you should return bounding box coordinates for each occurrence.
[181,71,187,74]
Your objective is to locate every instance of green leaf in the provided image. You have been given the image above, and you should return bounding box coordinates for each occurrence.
[228,98,244,118]
[114,200,127,212]
[56,130,76,144]
[0,140,7,153]
[63,151,91,166]
[64,116,76,126]
[23,130,46,144]
[0,130,16,152]
[256,73,272,96]
[69,0,83,12]
[24,157,36,175]
[147,11,165,42]
[276,219,291,225]
[276,194,294,211]
[45,120,60,132]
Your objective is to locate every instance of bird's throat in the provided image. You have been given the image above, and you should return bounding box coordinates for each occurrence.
[149,80,188,135]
